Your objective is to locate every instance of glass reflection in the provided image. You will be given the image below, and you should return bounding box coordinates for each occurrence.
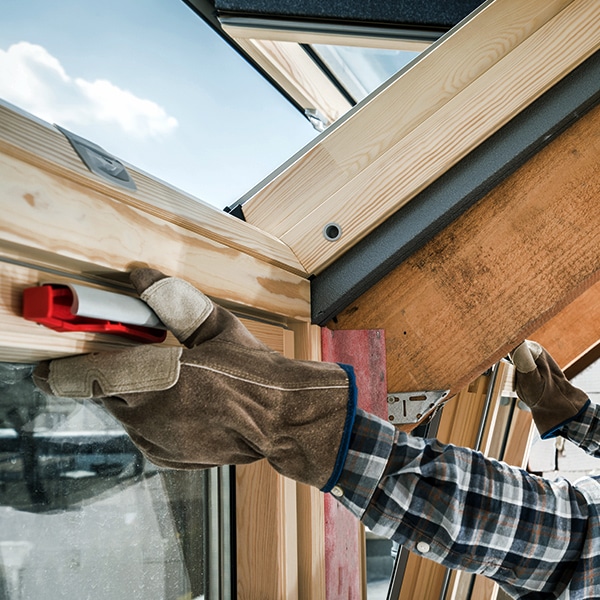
[312,45,420,102]
[0,362,215,600]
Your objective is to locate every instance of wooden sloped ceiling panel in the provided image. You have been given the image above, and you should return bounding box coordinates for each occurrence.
[0,102,311,323]
[329,100,600,398]
[0,101,306,277]
[241,0,600,274]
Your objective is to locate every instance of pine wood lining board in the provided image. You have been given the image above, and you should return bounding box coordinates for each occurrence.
[0,150,310,321]
[234,38,352,125]
[236,461,299,599]
[242,0,574,244]
[330,100,600,399]
[0,101,306,275]
[281,0,600,272]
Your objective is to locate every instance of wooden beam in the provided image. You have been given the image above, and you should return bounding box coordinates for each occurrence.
[0,143,310,322]
[242,0,599,273]
[292,322,327,600]
[236,461,299,600]
[0,101,306,276]
[529,278,600,372]
[330,100,600,398]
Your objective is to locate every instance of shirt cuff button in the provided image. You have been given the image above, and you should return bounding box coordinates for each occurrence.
[416,541,430,554]
[331,485,344,497]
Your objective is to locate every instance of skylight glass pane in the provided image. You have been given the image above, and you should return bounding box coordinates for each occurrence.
[312,45,420,102]
[0,0,317,209]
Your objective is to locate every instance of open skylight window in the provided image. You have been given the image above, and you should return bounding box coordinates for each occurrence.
[0,0,317,209]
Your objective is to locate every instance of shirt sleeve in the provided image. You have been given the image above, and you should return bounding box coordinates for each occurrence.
[333,409,589,599]
[559,401,600,458]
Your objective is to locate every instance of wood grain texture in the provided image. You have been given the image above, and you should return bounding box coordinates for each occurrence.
[0,101,305,275]
[236,460,298,600]
[436,374,490,447]
[280,0,600,272]
[242,0,581,267]
[0,150,310,321]
[331,101,600,399]
[296,483,326,600]
[530,279,600,371]
[234,38,352,124]
[502,406,535,469]
[290,322,326,600]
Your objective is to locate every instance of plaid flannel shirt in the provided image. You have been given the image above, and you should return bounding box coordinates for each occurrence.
[334,404,600,599]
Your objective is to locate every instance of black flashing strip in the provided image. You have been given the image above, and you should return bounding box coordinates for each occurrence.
[311,50,600,325]
[223,203,246,221]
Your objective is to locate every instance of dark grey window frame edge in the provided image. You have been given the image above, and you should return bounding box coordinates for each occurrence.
[311,49,600,325]
[216,15,446,43]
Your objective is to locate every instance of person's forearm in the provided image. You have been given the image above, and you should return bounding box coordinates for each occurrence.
[335,409,588,598]
[560,401,600,458]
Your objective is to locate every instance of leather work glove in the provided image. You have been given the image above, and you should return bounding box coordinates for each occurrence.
[33,269,357,491]
[511,340,590,439]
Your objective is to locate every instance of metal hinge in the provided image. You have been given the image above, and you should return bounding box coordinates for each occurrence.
[387,389,450,425]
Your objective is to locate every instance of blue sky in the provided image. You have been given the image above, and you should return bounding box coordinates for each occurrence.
[0,0,318,208]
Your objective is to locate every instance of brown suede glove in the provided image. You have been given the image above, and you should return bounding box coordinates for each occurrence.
[33,269,357,491]
[511,340,590,439]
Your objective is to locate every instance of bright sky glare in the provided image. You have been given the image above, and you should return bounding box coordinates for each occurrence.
[0,0,318,209]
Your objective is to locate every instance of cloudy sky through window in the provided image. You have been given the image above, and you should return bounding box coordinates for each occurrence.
[0,0,317,208]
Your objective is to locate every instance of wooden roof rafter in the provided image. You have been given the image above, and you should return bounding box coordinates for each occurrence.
[239,0,600,274]
[331,99,600,398]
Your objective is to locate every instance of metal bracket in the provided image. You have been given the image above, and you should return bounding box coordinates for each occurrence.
[387,389,450,425]
[56,125,136,191]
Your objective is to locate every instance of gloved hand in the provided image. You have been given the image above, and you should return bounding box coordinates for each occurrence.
[511,340,589,439]
[33,269,356,491]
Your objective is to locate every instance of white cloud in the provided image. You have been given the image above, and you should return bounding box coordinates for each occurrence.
[0,41,178,138]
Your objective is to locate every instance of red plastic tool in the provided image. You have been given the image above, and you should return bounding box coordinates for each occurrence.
[23,284,167,344]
